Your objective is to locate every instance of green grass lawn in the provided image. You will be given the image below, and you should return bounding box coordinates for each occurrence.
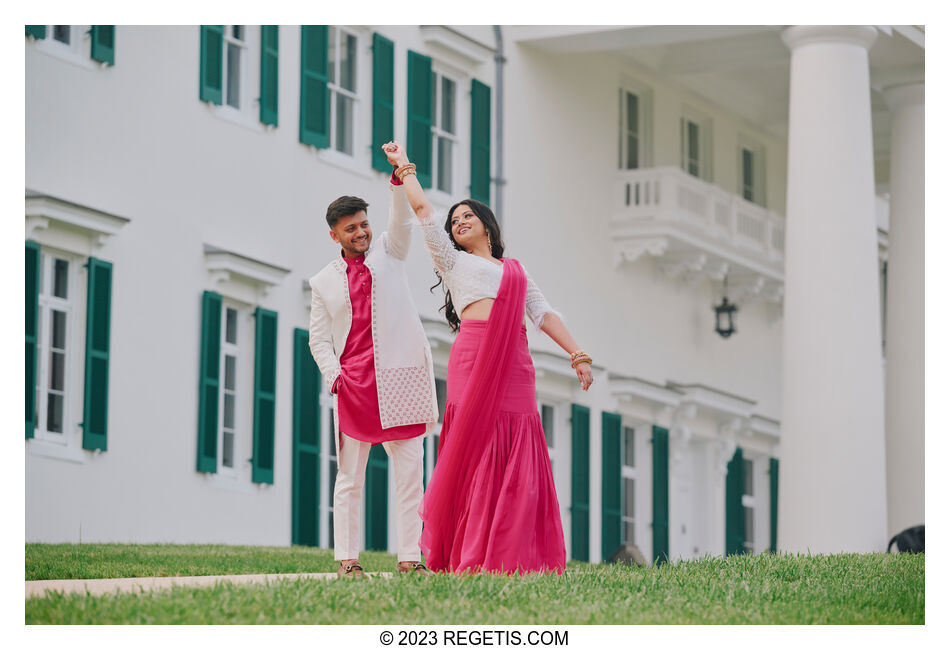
[25,544,924,624]
[25,542,396,581]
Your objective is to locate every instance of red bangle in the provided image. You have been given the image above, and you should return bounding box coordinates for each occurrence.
[390,168,403,186]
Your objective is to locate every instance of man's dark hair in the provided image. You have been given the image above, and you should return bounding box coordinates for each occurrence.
[326,196,369,228]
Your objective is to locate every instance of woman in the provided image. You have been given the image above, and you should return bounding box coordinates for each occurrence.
[382,142,593,575]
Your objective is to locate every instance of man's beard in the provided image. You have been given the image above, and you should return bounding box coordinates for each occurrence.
[342,236,370,255]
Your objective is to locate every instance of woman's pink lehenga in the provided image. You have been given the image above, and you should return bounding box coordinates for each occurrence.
[419,258,566,575]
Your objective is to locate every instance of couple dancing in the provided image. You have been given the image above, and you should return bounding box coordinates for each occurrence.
[308,141,593,577]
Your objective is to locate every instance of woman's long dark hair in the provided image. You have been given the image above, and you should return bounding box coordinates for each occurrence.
[430,199,505,332]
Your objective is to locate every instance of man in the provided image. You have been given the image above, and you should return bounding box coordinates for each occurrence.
[308,170,438,578]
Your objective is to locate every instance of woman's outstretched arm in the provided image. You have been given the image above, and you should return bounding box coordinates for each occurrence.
[382,142,434,222]
[540,314,594,391]
[382,141,457,274]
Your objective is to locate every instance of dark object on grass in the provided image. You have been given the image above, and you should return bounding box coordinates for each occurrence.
[888,525,924,554]
[609,543,647,567]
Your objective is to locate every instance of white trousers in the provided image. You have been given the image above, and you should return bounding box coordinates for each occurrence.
[333,431,424,562]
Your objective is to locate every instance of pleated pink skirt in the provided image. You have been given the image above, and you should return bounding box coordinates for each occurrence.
[421,319,567,575]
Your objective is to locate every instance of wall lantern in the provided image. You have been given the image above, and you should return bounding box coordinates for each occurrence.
[714,277,738,338]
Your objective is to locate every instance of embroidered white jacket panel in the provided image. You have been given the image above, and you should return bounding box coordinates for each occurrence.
[418,214,562,330]
[308,185,439,431]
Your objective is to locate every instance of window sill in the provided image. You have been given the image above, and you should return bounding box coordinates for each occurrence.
[205,471,271,494]
[27,438,87,464]
[29,38,104,73]
[205,102,270,135]
[301,145,376,182]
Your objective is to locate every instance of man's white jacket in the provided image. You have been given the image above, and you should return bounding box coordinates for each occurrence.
[308,184,439,432]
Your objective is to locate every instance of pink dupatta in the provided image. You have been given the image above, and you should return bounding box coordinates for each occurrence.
[418,258,528,570]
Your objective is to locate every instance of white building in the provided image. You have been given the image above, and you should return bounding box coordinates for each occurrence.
[25,25,924,563]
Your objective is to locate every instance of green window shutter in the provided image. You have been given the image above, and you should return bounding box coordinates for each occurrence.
[365,444,389,550]
[81,257,113,451]
[769,457,779,553]
[26,26,47,39]
[406,50,433,188]
[651,425,669,564]
[470,79,491,204]
[252,308,278,484]
[259,26,279,126]
[196,291,222,473]
[199,25,223,105]
[570,403,590,562]
[725,447,745,556]
[292,328,321,546]
[371,33,395,172]
[601,412,622,562]
[299,25,329,148]
[90,26,115,65]
[26,241,40,439]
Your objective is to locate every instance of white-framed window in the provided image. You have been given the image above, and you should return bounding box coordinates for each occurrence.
[680,108,713,181]
[223,25,248,110]
[218,304,241,474]
[737,136,767,207]
[621,425,637,545]
[327,26,359,156]
[205,26,270,132]
[30,25,95,68]
[431,69,459,194]
[26,194,128,464]
[619,90,641,170]
[28,24,118,71]
[742,456,755,554]
[35,249,79,443]
[52,25,72,46]
[618,80,653,171]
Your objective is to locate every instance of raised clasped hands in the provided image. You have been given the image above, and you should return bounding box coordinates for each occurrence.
[382,141,409,168]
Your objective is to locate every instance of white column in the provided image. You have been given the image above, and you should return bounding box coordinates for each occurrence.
[883,82,925,537]
[779,26,888,554]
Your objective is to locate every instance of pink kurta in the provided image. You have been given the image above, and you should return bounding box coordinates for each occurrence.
[335,252,425,444]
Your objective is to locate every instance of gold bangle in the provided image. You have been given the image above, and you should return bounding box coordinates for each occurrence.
[395,162,416,177]
[399,168,417,180]
[571,355,592,369]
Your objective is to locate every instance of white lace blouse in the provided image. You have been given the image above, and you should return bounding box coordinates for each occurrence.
[419,214,562,330]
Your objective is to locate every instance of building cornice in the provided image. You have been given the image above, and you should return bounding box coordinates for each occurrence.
[203,244,290,302]
[25,190,130,246]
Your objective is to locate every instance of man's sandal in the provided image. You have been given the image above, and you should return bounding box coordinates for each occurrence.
[397,561,431,576]
[338,561,365,578]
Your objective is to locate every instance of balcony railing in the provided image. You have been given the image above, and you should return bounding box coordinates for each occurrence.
[610,167,890,306]
[615,166,786,265]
